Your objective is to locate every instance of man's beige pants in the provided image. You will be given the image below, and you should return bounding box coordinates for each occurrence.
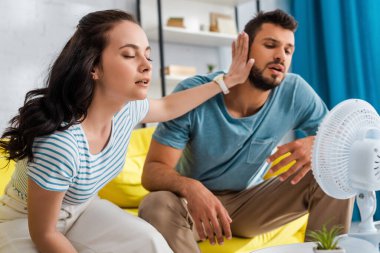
[139,172,354,253]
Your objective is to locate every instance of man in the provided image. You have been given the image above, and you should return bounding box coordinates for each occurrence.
[139,9,353,253]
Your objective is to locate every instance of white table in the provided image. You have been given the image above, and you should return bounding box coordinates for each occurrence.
[251,236,379,253]
[251,242,315,253]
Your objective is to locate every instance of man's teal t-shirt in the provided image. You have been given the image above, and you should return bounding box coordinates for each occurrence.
[153,72,328,191]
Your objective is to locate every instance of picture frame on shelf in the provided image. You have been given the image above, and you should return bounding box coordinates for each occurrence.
[209,12,233,32]
[217,17,237,35]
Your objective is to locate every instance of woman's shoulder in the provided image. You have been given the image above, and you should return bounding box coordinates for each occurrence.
[114,99,149,124]
[33,125,81,155]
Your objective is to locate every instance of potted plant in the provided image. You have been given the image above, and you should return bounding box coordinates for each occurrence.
[207,64,216,73]
[307,225,346,253]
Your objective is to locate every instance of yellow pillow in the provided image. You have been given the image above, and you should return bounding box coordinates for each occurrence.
[263,152,295,180]
[198,214,308,253]
[98,127,155,208]
[0,151,15,195]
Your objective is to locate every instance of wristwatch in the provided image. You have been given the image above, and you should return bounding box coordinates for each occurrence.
[213,74,230,94]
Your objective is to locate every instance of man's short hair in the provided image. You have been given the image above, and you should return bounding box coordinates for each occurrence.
[244,9,298,46]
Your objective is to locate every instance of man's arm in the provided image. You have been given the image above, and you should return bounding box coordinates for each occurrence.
[142,139,191,194]
[142,139,232,245]
[268,76,328,184]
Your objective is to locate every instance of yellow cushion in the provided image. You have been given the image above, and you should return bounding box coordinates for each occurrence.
[98,127,155,208]
[198,214,308,253]
[0,151,15,195]
[263,152,295,180]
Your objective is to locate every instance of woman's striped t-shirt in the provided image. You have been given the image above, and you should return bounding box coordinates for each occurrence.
[9,99,149,205]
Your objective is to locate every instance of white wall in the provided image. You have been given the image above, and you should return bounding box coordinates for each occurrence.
[237,0,291,31]
[0,0,136,132]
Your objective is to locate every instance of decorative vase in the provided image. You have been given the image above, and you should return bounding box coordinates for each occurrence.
[313,247,346,253]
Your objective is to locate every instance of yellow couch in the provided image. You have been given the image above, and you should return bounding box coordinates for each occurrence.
[0,127,308,252]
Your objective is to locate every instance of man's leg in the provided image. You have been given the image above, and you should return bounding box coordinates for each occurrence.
[139,191,200,253]
[216,172,354,238]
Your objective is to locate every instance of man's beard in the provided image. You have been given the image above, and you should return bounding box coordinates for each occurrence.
[248,64,284,91]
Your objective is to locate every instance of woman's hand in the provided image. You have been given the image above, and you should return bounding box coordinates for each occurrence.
[224,32,255,88]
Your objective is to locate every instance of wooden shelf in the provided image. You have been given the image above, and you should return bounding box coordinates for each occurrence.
[146,26,236,47]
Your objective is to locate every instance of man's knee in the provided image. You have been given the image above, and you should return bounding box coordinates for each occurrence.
[139,191,183,224]
[139,191,198,253]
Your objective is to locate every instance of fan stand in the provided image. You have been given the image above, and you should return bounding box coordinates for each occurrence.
[349,191,380,250]
[335,191,380,253]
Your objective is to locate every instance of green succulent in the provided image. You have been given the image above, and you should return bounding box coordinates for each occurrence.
[307,224,343,249]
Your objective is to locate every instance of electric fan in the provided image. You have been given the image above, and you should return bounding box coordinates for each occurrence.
[312,99,380,252]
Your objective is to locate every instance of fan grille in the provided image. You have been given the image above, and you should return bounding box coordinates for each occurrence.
[312,99,380,199]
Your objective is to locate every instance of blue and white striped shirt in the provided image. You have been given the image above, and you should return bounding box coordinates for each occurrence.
[10,99,149,205]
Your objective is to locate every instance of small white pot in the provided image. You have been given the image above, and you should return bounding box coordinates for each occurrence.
[313,247,346,253]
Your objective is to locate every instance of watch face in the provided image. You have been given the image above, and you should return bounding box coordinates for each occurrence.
[214,74,223,81]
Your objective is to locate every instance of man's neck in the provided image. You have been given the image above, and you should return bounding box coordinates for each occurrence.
[224,81,271,118]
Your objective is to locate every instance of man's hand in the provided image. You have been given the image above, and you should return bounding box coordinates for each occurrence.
[267,136,315,184]
[184,181,232,245]
[143,140,232,245]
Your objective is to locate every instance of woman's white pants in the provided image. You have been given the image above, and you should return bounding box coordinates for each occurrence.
[0,188,172,253]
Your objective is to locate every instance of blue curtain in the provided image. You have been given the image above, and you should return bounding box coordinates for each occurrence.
[290,0,380,221]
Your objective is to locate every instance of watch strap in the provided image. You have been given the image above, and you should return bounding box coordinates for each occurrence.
[213,74,230,94]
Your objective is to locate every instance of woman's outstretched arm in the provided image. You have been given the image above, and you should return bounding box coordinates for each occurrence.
[142,32,254,123]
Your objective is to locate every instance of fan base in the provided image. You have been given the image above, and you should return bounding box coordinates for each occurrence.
[338,235,378,252]
[350,231,380,247]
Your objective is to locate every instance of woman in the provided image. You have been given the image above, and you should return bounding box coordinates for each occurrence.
[0,9,253,253]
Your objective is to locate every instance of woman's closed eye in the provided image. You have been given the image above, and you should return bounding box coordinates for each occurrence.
[122,55,152,62]
[123,54,135,59]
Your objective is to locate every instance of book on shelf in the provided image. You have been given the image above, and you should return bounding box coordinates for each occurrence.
[164,65,197,76]
[167,17,185,28]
